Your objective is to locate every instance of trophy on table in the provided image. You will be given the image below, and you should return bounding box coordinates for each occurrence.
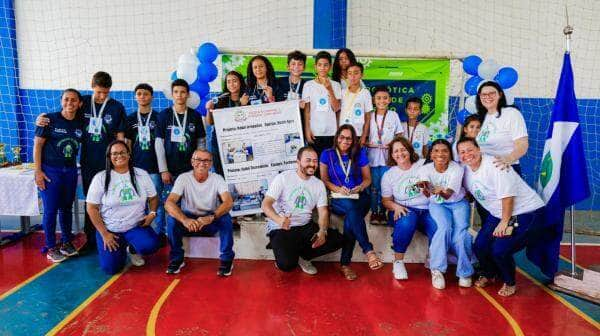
[0,143,7,167]
[11,146,21,165]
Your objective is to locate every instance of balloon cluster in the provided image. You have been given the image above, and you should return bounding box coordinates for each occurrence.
[164,42,219,115]
[457,55,519,124]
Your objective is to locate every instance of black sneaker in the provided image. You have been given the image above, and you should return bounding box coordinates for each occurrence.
[59,242,79,257]
[217,260,233,277]
[166,260,185,274]
[78,241,96,255]
[47,247,67,263]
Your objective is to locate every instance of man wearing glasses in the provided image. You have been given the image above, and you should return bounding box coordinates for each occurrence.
[164,149,235,276]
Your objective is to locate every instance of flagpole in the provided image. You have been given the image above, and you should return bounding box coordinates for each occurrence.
[563,6,578,278]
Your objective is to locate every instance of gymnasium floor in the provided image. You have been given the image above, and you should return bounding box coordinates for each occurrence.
[0,232,598,336]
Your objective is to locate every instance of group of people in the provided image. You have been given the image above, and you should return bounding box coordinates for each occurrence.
[33,48,547,297]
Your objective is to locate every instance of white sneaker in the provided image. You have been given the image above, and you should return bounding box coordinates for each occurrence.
[393,260,408,280]
[298,257,317,275]
[431,270,446,289]
[459,277,472,288]
[127,246,145,267]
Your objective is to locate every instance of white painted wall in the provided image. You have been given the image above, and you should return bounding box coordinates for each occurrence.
[14,0,600,97]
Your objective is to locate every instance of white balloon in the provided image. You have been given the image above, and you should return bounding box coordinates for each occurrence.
[465,95,477,113]
[504,89,515,105]
[187,91,200,109]
[177,62,198,84]
[178,52,199,67]
[478,59,501,80]
[163,82,173,100]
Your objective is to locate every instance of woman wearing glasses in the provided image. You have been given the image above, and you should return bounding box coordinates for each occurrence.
[86,140,160,274]
[320,125,383,280]
[475,81,529,176]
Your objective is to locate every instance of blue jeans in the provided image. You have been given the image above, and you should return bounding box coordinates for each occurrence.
[167,211,235,263]
[149,173,167,235]
[428,199,474,278]
[39,164,78,248]
[95,226,159,274]
[388,207,437,253]
[369,166,389,215]
[330,192,373,265]
[474,207,544,286]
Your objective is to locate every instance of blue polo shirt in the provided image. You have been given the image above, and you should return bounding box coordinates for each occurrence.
[275,76,306,102]
[79,95,126,171]
[35,112,84,168]
[156,107,206,177]
[125,110,160,174]
[320,147,369,189]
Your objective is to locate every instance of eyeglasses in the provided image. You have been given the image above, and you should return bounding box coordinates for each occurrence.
[110,151,129,157]
[338,135,353,142]
[192,158,212,164]
[479,92,498,98]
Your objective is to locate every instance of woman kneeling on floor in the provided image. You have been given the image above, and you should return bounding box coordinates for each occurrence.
[381,137,436,280]
[86,140,160,274]
[458,137,545,297]
[319,125,383,280]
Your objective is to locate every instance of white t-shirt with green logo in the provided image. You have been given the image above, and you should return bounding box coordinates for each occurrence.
[265,170,328,233]
[476,107,528,163]
[87,167,157,233]
[381,159,429,209]
[463,155,544,218]
[418,161,466,204]
[171,171,229,216]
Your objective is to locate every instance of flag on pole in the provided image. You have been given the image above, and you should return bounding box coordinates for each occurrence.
[529,52,591,278]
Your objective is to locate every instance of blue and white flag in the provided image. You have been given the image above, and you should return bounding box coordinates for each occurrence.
[529,52,590,278]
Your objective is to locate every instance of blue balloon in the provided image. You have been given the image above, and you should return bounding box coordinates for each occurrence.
[464,75,483,96]
[170,71,177,81]
[463,55,482,76]
[494,67,518,89]
[457,108,472,125]
[197,63,218,82]
[190,80,210,98]
[197,42,219,63]
[197,98,209,115]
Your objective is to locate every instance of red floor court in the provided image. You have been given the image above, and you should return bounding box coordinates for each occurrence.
[1,233,599,336]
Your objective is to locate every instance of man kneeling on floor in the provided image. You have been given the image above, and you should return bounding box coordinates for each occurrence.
[262,146,346,274]
[164,149,235,276]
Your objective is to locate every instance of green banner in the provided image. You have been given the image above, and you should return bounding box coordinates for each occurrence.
[222,55,450,139]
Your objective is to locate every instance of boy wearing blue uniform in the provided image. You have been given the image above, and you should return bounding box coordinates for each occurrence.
[155,79,206,184]
[34,89,84,262]
[125,84,166,242]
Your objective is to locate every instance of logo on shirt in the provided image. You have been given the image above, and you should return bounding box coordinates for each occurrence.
[477,122,496,144]
[397,176,420,199]
[319,98,326,105]
[288,186,313,211]
[413,141,421,149]
[188,124,195,132]
[103,114,113,125]
[54,128,67,134]
[63,144,73,158]
[116,180,138,205]
[74,129,82,138]
[471,181,486,201]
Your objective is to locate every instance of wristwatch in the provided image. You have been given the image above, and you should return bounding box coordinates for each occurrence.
[149,211,157,216]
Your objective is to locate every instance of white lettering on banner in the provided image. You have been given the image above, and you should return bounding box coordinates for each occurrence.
[213,100,305,216]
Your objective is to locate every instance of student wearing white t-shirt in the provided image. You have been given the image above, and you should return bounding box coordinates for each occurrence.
[303,51,342,157]
[417,139,474,289]
[367,87,404,224]
[339,63,372,145]
[164,149,235,276]
[381,137,435,280]
[402,97,430,159]
[86,140,160,275]
[261,146,346,274]
[475,81,528,175]
[457,138,545,297]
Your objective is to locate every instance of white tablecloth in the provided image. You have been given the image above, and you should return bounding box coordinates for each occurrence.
[0,165,40,216]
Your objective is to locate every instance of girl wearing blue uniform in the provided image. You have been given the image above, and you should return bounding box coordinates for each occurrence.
[245,55,277,105]
[320,125,383,280]
[34,89,83,262]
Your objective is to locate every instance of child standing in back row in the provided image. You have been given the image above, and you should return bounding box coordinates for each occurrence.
[366,87,404,224]
[339,62,372,147]
[402,97,430,159]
